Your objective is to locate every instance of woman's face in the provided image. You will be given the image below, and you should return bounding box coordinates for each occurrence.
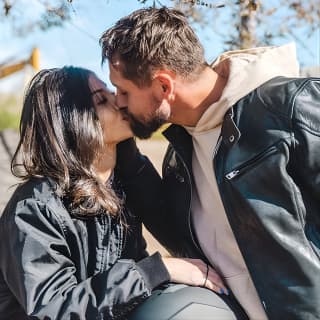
[89,75,133,144]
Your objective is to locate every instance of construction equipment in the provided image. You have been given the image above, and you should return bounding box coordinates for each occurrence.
[0,48,39,79]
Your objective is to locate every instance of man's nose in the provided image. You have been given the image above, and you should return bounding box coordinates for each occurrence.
[115,92,126,108]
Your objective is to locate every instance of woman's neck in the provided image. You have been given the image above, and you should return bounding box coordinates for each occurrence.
[93,144,117,183]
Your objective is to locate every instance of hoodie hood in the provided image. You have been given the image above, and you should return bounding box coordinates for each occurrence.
[186,43,299,133]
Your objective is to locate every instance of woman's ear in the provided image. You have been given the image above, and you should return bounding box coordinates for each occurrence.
[152,70,175,101]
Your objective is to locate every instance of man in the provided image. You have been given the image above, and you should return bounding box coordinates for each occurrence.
[100,7,320,319]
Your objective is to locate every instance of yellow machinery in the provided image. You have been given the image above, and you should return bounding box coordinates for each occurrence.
[0,48,40,79]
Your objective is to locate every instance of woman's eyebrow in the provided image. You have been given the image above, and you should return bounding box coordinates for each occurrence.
[91,89,105,96]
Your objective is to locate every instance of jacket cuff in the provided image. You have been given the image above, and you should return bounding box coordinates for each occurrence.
[136,252,170,290]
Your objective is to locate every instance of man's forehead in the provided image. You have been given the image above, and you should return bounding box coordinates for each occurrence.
[108,62,136,90]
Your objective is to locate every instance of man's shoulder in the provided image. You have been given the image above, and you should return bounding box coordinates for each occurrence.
[254,76,318,117]
[259,76,317,93]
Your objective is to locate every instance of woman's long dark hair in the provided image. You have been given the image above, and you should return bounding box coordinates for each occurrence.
[11,66,121,216]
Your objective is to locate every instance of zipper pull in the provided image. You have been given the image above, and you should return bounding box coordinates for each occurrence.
[213,135,222,157]
[225,170,239,180]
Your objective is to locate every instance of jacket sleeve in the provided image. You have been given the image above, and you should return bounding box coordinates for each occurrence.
[116,141,178,253]
[0,199,169,320]
[291,78,320,210]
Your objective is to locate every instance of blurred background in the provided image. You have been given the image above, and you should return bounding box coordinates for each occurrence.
[0,0,319,253]
[0,0,319,130]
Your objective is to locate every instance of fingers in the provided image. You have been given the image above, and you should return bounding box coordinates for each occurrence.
[188,259,229,295]
[205,267,229,295]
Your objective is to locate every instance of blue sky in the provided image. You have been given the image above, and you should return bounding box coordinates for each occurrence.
[0,0,319,93]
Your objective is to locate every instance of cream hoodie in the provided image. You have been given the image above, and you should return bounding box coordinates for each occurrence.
[184,43,299,319]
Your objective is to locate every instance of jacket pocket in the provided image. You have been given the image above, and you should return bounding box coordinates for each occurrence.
[225,145,278,181]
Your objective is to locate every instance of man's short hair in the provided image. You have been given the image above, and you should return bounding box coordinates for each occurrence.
[100,7,207,87]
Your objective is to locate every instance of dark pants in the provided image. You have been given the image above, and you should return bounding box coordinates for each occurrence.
[129,283,249,320]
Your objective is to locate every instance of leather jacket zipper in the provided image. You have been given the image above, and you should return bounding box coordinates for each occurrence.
[225,169,240,180]
[175,151,203,255]
[213,135,222,157]
[225,146,278,181]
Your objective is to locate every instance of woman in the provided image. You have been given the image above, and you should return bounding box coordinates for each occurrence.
[0,67,226,319]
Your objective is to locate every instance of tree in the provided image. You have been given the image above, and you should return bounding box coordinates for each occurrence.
[142,0,320,52]
[1,0,72,35]
[1,0,319,54]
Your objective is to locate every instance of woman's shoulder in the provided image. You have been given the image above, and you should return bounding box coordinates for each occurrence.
[0,177,64,224]
[0,178,71,263]
[12,177,58,203]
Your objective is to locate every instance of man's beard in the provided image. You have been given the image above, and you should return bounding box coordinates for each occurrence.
[126,111,166,139]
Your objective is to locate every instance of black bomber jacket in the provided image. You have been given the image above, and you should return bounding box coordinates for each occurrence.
[0,174,169,320]
[123,77,320,320]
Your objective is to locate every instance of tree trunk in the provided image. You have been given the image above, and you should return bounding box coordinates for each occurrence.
[239,0,257,49]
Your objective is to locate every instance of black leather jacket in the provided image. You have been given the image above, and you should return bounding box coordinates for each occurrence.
[124,77,320,319]
[0,174,169,320]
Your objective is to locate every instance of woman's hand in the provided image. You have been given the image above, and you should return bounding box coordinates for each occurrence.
[162,257,228,295]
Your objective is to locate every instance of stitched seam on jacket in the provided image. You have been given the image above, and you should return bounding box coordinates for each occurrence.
[256,77,311,122]
[289,78,319,132]
[44,201,69,240]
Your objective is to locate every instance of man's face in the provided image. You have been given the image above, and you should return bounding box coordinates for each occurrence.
[109,62,169,139]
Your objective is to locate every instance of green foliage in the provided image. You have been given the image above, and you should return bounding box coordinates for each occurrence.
[150,126,167,140]
[151,124,169,140]
[0,110,20,130]
[0,94,20,130]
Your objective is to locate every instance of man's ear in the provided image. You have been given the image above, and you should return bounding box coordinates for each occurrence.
[152,70,175,101]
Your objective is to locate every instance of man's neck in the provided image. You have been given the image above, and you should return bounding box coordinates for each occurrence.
[170,67,227,127]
